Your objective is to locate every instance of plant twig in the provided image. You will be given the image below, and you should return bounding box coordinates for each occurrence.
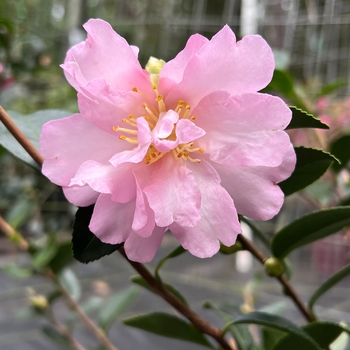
[0,106,44,167]
[0,216,29,250]
[118,248,233,350]
[237,235,315,322]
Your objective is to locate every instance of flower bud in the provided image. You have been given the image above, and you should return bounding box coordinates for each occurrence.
[29,295,48,312]
[264,257,285,277]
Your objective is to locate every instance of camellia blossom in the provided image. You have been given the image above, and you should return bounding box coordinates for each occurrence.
[40,19,296,263]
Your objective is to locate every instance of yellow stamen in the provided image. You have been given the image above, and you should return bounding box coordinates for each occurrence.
[190,116,196,121]
[113,126,138,135]
[119,135,139,144]
[187,156,201,163]
[143,103,158,123]
[122,118,137,127]
[156,94,166,113]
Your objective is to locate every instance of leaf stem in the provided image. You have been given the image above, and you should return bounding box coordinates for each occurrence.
[237,235,315,322]
[118,248,233,350]
[0,106,44,167]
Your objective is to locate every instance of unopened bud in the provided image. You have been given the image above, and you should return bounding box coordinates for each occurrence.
[264,257,285,277]
[30,295,48,312]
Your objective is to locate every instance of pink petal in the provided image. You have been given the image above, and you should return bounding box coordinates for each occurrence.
[78,80,148,135]
[69,161,136,203]
[158,34,209,98]
[89,194,134,244]
[62,185,99,206]
[61,19,152,97]
[176,119,205,144]
[40,114,120,186]
[194,91,292,167]
[132,170,155,237]
[165,25,274,108]
[143,156,201,227]
[213,145,296,220]
[124,226,165,263]
[170,160,241,257]
[109,117,152,166]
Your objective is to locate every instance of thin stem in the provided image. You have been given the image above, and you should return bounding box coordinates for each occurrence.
[118,248,233,350]
[0,216,29,250]
[47,310,87,350]
[51,273,119,350]
[237,235,315,322]
[0,106,44,167]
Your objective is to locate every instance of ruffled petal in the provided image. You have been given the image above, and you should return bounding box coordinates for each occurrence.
[69,161,136,203]
[143,156,201,227]
[61,19,152,97]
[170,160,241,257]
[109,117,152,166]
[124,226,165,263]
[89,194,134,244]
[158,34,209,98]
[40,114,120,186]
[165,25,274,108]
[62,185,99,206]
[213,145,296,220]
[194,91,292,167]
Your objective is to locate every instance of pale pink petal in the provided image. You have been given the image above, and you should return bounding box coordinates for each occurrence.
[194,91,291,167]
[132,171,155,237]
[62,185,99,206]
[40,114,120,186]
[124,226,165,263]
[176,119,205,144]
[165,25,274,108]
[61,19,152,96]
[109,117,152,166]
[158,34,209,97]
[143,156,201,227]
[89,194,134,244]
[69,161,136,203]
[169,160,241,257]
[78,81,148,135]
[212,145,296,220]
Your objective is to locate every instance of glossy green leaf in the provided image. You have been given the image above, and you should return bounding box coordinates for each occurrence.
[228,324,254,350]
[271,207,350,259]
[48,241,74,273]
[57,268,81,302]
[286,107,329,130]
[130,275,188,305]
[0,109,71,169]
[155,245,186,281]
[309,264,350,315]
[279,147,337,196]
[72,205,123,263]
[263,327,286,350]
[98,286,139,331]
[224,312,321,350]
[272,322,350,350]
[268,69,295,95]
[123,312,214,348]
[330,135,350,172]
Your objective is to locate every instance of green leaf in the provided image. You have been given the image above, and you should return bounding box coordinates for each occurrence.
[123,312,214,348]
[267,69,295,95]
[98,286,139,331]
[272,322,350,350]
[0,109,71,169]
[155,245,186,281]
[224,312,321,350]
[279,147,336,196]
[308,264,350,316]
[1,265,33,278]
[32,236,59,268]
[6,198,37,229]
[228,324,254,350]
[72,205,123,263]
[42,325,70,346]
[317,79,346,97]
[48,241,74,273]
[330,135,350,172]
[130,275,188,305]
[286,107,329,130]
[271,207,350,259]
[263,327,286,350]
[57,268,81,302]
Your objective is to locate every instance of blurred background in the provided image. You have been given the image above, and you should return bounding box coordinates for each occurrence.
[1,1,350,349]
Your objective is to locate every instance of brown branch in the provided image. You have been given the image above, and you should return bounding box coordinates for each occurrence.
[0,106,44,167]
[237,235,315,322]
[118,248,233,350]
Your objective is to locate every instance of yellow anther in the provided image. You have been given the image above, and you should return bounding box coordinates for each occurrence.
[177,152,183,158]
[152,84,157,89]
[156,95,164,102]
[145,156,151,161]
[142,103,147,108]
[151,152,157,158]
[188,157,201,163]
[183,151,189,157]
[119,135,139,144]
[119,135,126,140]
[122,118,137,127]
[185,105,190,110]
[190,116,196,121]
[128,114,134,120]
[132,87,138,92]
[143,103,158,123]
[112,126,118,132]
[199,148,204,153]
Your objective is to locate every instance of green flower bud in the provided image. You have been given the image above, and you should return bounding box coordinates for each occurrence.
[145,56,166,86]
[264,257,285,277]
[30,295,48,312]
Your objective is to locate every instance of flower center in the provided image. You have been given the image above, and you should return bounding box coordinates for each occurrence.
[112,85,204,165]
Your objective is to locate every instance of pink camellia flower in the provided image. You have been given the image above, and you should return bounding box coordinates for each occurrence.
[40,19,296,262]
